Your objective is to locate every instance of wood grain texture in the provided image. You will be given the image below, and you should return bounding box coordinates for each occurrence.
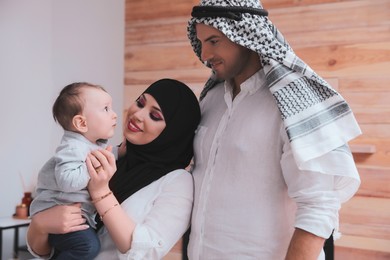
[124,0,390,258]
[355,166,390,198]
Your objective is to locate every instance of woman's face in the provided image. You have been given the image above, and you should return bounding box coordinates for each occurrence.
[124,93,166,145]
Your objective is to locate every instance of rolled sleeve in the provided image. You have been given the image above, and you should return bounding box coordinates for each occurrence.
[118,225,163,260]
[281,138,341,238]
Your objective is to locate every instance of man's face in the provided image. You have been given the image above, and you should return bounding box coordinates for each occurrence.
[195,23,255,82]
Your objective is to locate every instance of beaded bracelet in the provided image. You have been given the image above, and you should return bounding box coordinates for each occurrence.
[100,203,119,221]
[91,191,112,204]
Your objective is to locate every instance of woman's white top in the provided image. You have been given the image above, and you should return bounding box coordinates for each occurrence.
[27,169,193,260]
[96,169,193,260]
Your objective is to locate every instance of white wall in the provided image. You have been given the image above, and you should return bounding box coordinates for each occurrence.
[0,1,124,258]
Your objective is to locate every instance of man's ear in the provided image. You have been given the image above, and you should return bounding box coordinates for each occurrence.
[72,115,88,133]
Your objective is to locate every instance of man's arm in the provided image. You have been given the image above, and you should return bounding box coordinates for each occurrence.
[285,228,325,260]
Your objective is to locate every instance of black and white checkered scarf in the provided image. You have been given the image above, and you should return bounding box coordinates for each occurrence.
[188,0,361,201]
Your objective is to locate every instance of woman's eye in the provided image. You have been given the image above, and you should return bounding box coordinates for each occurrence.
[150,112,163,121]
[136,98,145,108]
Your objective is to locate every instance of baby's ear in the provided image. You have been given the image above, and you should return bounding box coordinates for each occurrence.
[72,115,88,133]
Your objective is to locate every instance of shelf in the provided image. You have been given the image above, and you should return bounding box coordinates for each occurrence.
[350,144,376,154]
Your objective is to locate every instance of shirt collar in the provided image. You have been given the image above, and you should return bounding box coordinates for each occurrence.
[224,68,266,96]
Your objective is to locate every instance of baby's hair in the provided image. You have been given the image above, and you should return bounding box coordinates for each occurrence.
[52,82,107,130]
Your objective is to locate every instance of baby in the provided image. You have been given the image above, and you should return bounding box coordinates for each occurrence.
[30,82,117,259]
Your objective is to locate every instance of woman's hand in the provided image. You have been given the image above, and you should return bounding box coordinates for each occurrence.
[86,147,117,198]
[31,203,88,234]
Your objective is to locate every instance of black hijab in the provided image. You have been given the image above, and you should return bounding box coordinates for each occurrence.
[109,78,201,204]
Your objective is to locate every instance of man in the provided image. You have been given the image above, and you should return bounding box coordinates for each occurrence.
[186,0,361,259]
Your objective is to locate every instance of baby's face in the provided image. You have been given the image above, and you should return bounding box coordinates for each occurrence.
[82,87,117,143]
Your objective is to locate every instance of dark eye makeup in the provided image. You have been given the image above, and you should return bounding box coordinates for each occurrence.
[135,94,164,122]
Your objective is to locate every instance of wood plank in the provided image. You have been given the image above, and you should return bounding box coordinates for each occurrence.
[125,0,198,21]
[124,69,210,85]
[335,245,390,260]
[125,13,390,47]
[125,1,390,46]
[339,223,390,241]
[262,0,349,9]
[356,124,390,139]
[125,17,188,45]
[337,196,390,255]
[338,77,390,92]
[295,42,390,76]
[352,108,390,125]
[319,61,390,79]
[125,0,359,22]
[125,42,202,71]
[355,165,390,198]
[350,144,376,154]
[269,0,390,33]
[283,25,390,49]
[339,196,390,227]
[350,139,390,167]
[341,91,390,107]
[335,235,390,253]
[124,41,390,76]
[125,0,390,29]
[126,20,390,48]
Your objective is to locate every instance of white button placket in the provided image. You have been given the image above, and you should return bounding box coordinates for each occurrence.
[197,90,238,259]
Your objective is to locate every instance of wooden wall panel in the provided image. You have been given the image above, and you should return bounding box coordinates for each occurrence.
[124,69,209,85]
[355,166,390,198]
[126,0,198,21]
[261,0,356,8]
[125,18,189,44]
[125,43,201,71]
[268,0,390,33]
[295,42,390,77]
[124,0,390,258]
[338,77,390,92]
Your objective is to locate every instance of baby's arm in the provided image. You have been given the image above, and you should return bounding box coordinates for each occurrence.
[54,143,90,192]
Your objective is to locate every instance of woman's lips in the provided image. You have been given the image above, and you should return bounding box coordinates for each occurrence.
[128,119,142,132]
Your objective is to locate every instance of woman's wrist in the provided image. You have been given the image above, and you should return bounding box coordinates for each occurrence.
[91,190,113,204]
[90,187,112,201]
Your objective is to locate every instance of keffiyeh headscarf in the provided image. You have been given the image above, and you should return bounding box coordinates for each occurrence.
[188,0,361,202]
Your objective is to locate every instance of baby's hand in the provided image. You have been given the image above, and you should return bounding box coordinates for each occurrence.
[106,145,113,152]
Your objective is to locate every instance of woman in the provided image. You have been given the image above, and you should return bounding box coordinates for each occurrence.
[27,78,201,259]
